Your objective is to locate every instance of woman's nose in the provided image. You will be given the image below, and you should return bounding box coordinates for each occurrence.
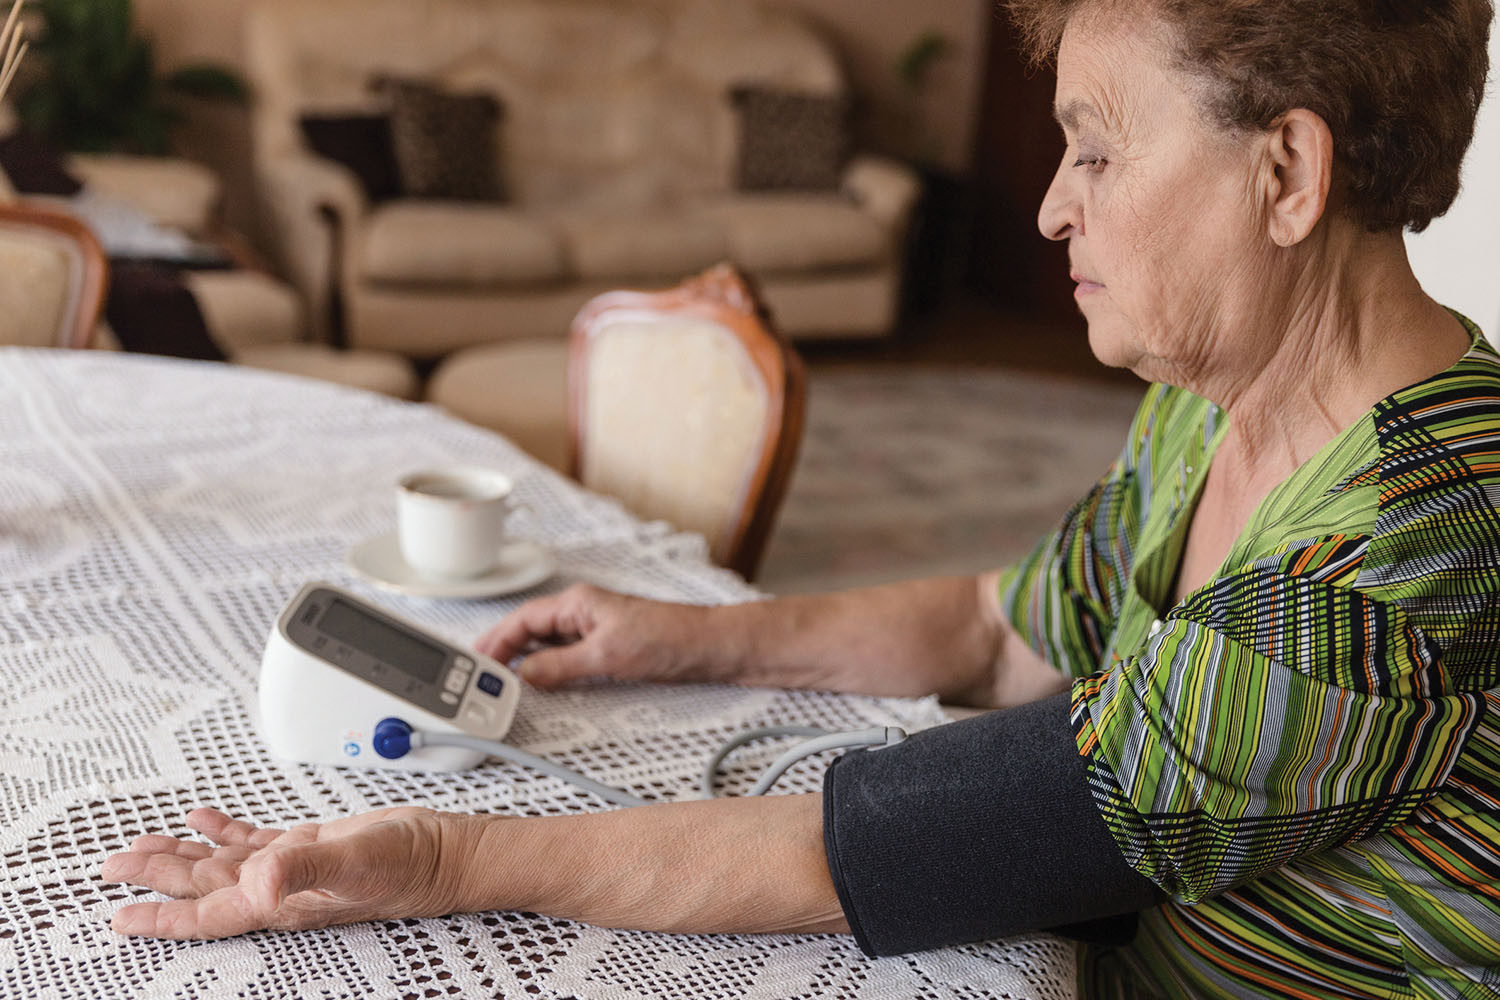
[1037,156,1081,241]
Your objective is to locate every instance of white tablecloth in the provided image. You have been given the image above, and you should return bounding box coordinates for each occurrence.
[0,349,1076,999]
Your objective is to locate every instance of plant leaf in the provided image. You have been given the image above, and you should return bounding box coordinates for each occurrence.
[163,63,248,103]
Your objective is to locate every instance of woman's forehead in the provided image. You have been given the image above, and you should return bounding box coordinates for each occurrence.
[1054,16,1191,137]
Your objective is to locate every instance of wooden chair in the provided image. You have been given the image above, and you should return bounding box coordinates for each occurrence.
[568,264,807,580]
[0,202,109,349]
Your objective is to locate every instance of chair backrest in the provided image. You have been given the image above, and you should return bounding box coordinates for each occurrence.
[568,264,805,580]
[0,202,108,349]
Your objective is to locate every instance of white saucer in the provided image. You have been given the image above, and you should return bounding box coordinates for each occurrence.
[347,533,557,599]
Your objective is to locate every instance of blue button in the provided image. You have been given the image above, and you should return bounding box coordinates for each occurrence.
[477,671,504,696]
[343,741,361,757]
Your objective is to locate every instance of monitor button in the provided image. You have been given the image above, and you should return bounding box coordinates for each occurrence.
[477,671,504,697]
[443,668,467,694]
[454,656,474,671]
[462,703,494,729]
[440,691,459,705]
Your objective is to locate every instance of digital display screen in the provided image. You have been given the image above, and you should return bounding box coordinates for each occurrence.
[318,598,447,684]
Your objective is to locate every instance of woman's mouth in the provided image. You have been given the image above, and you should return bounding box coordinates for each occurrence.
[1071,273,1104,297]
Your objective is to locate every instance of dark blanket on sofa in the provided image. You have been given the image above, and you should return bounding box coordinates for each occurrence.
[105,261,227,361]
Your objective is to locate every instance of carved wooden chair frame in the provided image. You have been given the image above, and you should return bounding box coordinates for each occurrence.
[0,202,110,349]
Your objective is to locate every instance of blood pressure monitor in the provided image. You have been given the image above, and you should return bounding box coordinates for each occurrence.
[259,581,905,801]
[259,582,520,771]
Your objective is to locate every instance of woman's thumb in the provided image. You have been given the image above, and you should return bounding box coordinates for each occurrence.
[245,835,353,911]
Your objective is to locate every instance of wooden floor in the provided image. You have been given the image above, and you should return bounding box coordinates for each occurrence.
[796,296,1140,385]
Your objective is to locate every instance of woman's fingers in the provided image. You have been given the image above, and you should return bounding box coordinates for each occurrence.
[101,849,245,899]
[106,808,453,939]
[473,591,583,663]
[127,834,215,860]
[512,642,600,687]
[112,885,264,939]
[188,808,284,849]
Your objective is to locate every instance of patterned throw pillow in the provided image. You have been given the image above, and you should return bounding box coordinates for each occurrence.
[376,77,505,202]
[731,86,853,192]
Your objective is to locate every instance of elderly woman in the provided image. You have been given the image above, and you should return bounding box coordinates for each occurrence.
[102,0,1500,996]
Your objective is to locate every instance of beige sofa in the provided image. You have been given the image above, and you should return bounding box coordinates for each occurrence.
[246,0,921,359]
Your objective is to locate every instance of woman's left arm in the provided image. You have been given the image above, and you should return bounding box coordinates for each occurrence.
[102,795,845,940]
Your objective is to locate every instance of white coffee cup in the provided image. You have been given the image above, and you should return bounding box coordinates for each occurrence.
[396,467,520,579]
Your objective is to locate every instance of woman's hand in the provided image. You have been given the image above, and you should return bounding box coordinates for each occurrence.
[477,576,1055,707]
[102,797,846,943]
[474,583,720,688]
[101,807,495,939]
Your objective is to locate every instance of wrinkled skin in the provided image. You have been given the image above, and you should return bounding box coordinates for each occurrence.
[103,807,494,938]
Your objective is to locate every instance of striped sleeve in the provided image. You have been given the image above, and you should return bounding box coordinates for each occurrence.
[1071,550,1485,903]
[997,385,1163,678]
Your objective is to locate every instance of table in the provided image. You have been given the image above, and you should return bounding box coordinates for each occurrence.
[0,349,1077,999]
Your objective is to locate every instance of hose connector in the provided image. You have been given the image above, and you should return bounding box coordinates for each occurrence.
[372,717,414,759]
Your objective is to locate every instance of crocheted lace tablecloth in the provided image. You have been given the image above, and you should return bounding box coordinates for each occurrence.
[0,349,1077,999]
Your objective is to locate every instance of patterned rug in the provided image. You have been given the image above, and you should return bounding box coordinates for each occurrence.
[757,368,1147,595]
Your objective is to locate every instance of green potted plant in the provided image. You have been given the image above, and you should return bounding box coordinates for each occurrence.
[12,0,246,154]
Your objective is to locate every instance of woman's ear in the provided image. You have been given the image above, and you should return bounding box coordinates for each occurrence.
[1264,109,1334,247]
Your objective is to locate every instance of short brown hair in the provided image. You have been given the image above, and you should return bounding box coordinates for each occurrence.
[1007,0,1493,232]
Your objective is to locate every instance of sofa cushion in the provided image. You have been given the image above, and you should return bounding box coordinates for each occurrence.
[358,202,566,286]
[184,270,305,352]
[704,194,888,274]
[234,343,421,400]
[554,210,728,281]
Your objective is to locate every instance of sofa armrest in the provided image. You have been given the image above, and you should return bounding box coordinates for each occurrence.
[256,151,368,343]
[841,154,922,235]
[66,154,222,235]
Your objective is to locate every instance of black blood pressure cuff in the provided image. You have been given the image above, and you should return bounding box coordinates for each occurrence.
[822,692,1164,956]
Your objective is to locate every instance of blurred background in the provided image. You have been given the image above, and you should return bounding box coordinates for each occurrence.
[2,0,1495,593]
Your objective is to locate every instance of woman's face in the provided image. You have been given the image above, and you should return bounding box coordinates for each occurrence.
[1038,15,1269,383]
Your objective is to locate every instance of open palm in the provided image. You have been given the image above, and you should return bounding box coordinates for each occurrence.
[101,806,477,939]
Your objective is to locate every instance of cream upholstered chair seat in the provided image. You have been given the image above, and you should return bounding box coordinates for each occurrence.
[428,264,804,578]
[0,203,108,349]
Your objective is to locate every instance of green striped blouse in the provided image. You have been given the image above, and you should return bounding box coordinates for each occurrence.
[999,316,1500,999]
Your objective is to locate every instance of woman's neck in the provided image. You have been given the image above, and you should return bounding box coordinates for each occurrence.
[1179,226,1471,477]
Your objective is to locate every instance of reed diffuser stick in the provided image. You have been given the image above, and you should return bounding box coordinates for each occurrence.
[0,0,28,104]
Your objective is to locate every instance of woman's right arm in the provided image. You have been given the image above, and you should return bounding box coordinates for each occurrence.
[473,574,1068,710]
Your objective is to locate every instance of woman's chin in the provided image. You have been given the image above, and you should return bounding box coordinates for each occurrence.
[1084,322,1140,371]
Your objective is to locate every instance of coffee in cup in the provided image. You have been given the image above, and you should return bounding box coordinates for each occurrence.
[396,467,519,579]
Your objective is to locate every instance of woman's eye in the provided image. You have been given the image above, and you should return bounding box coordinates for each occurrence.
[1073,155,1108,173]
